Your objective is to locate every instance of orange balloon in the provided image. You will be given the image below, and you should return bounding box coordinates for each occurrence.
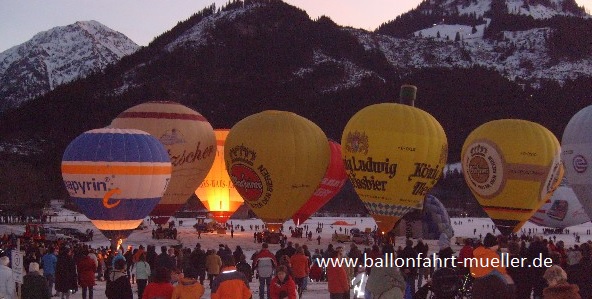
[195,129,243,224]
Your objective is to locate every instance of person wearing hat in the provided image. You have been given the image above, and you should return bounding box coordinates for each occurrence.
[141,267,174,299]
[211,255,251,299]
[171,266,204,299]
[76,248,97,299]
[253,243,277,299]
[105,259,133,299]
[206,249,222,285]
[414,267,461,299]
[55,246,77,299]
[41,246,58,296]
[0,256,16,299]
[189,244,207,285]
[22,262,51,299]
[365,244,405,299]
[471,233,514,299]
[135,252,151,299]
[270,265,297,299]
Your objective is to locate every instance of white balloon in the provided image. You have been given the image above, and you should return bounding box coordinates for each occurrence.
[562,105,592,219]
[529,179,590,228]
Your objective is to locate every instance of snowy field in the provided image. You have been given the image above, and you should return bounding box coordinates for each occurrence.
[1,209,592,298]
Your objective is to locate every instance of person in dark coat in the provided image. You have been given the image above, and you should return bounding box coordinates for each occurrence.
[526,236,550,299]
[156,246,175,271]
[55,246,78,299]
[235,254,253,283]
[189,244,207,285]
[77,249,97,299]
[146,245,158,273]
[506,241,530,299]
[567,243,592,299]
[105,259,133,299]
[22,262,51,299]
[399,239,419,295]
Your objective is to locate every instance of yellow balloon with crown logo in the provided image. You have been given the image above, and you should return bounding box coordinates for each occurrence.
[224,110,330,232]
[461,119,563,235]
[341,86,448,233]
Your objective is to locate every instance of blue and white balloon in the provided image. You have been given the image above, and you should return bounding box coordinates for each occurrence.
[422,195,454,240]
[61,128,172,241]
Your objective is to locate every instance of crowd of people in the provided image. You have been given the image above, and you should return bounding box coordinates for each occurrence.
[1,222,592,299]
[352,233,592,299]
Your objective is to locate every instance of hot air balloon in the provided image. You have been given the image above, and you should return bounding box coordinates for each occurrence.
[110,101,216,224]
[195,129,243,224]
[61,128,172,246]
[341,85,448,233]
[422,195,454,240]
[461,119,563,235]
[224,110,330,232]
[529,178,590,228]
[292,140,348,226]
[561,105,592,219]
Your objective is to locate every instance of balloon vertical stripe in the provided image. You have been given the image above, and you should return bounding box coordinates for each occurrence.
[195,129,244,224]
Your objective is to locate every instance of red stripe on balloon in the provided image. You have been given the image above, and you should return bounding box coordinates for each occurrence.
[482,206,534,213]
[118,111,207,121]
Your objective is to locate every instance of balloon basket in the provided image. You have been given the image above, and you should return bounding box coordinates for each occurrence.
[216,229,227,234]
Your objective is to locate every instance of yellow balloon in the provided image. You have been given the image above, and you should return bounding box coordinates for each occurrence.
[224,111,330,231]
[110,101,216,217]
[195,129,243,224]
[461,119,563,235]
[341,103,448,233]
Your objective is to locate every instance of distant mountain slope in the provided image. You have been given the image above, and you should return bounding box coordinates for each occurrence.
[0,0,590,207]
[0,20,139,112]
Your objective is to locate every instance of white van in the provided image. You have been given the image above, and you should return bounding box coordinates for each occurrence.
[45,228,73,242]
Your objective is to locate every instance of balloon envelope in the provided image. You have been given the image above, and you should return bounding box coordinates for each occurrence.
[341,103,448,232]
[561,105,592,219]
[422,195,454,240]
[292,140,348,226]
[110,101,216,218]
[195,129,243,224]
[224,110,330,231]
[529,178,590,228]
[461,119,563,235]
[61,128,172,240]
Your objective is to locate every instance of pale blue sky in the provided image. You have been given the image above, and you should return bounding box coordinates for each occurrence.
[0,0,590,52]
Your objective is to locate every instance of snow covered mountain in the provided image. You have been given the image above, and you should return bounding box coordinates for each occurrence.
[369,0,591,86]
[1,0,591,203]
[414,0,588,18]
[0,20,139,112]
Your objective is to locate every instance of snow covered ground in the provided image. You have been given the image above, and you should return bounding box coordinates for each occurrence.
[1,208,591,298]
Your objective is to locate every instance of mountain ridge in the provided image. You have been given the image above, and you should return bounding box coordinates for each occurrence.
[0,0,590,209]
[0,20,139,112]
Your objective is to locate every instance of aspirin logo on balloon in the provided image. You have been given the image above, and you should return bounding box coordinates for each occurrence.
[573,155,588,173]
[345,131,369,155]
[464,141,504,199]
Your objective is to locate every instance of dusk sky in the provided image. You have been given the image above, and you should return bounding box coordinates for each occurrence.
[1,0,590,53]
